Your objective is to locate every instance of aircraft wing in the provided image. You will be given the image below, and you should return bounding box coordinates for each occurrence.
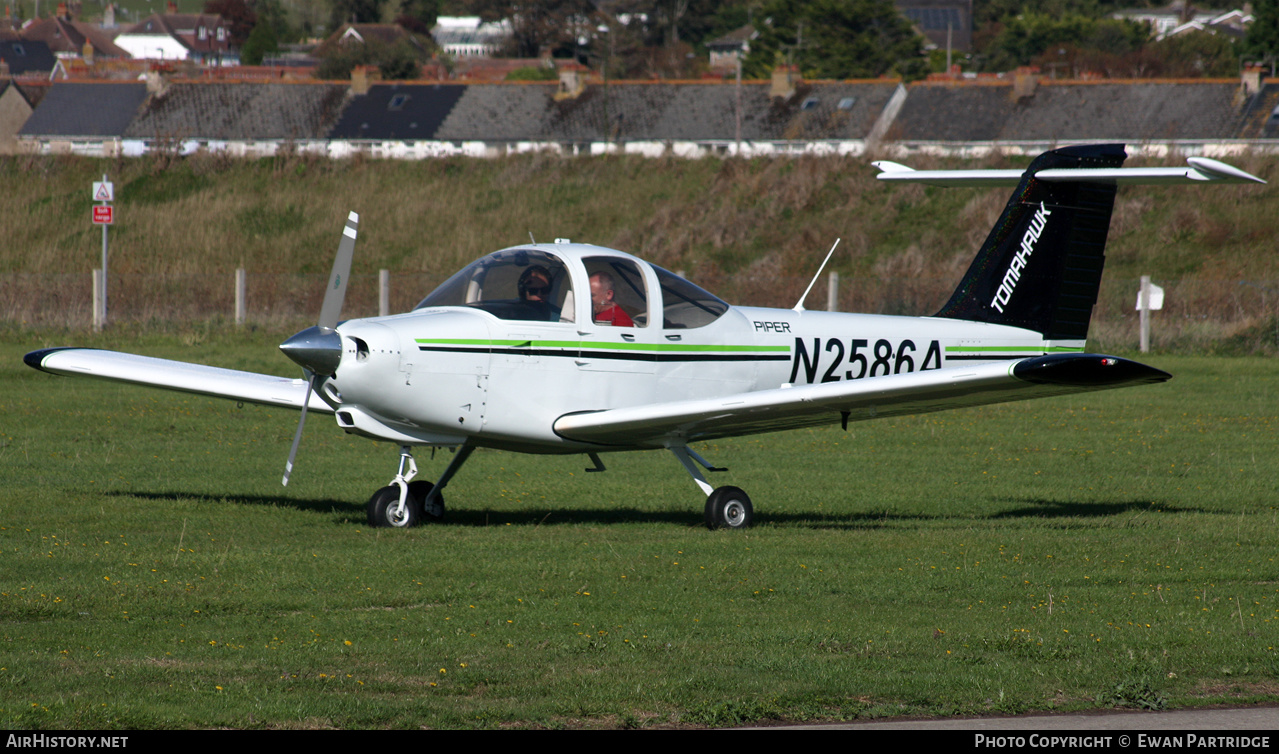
[24,347,332,414]
[553,353,1168,448]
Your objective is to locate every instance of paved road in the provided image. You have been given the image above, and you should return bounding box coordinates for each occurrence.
[755,706,1279,730]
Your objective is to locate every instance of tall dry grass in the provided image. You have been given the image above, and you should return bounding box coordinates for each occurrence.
[2,151,1276,351]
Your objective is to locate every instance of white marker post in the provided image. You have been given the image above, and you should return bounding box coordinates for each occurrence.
[92,175,114,330]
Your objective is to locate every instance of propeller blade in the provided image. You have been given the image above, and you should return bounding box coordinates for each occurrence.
[279,210,359,486]
[318,211,359,331]
[282,373,317,486]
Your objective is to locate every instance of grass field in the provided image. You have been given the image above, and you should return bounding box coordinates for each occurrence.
[2,330,1276,728]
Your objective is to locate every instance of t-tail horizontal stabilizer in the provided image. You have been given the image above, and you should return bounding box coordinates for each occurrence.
[874,145,1264,347]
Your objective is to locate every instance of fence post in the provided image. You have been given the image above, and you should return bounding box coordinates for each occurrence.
[1139,275,1151,353]
[235,268,246,325]
[827,271,839,312]
[379,269,390,317]
[92,268,104,332]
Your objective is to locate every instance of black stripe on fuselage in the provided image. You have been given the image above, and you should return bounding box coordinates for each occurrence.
[416,345,790,363]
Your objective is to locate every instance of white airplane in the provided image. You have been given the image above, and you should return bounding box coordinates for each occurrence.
[25,144,1264,530]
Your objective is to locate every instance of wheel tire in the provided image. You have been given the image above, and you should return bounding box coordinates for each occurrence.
[409,480,445,521]
[704,486,753,530]
[366,485,422,528]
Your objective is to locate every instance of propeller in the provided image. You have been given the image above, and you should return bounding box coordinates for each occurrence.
[279,211,359,486]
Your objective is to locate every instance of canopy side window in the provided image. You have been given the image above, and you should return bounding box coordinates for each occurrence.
[652,265,729,329]
[583,257,648,328]
[415,249,575,323]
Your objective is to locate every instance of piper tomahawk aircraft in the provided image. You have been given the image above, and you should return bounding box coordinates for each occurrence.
[25,144,1265,529]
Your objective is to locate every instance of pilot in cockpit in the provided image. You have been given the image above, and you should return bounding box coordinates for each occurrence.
[517,265,563,321]
[589,271,633,327]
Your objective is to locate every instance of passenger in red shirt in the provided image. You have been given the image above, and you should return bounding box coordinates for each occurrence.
[589,271,634,327]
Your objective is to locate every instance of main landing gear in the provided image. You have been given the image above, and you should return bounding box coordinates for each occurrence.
[366,443,754,531]
[366,444,473,528]
[669,445,755,530]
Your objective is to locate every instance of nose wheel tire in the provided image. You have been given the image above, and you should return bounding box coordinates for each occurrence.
[367,485,423,528]
[704,486,753,530]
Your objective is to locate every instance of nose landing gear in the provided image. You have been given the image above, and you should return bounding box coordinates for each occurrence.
[365,444,472,528]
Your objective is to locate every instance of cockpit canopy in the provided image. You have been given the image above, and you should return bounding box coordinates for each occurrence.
[414,247,729,329]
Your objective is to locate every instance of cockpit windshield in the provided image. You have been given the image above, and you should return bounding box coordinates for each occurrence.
[415,249,575,323]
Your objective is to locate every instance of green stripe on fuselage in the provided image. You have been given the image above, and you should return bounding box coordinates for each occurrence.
[415,338,789,354]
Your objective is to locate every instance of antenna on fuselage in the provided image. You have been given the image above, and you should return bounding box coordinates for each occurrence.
[529,231,536,244]
[792,238,841,313]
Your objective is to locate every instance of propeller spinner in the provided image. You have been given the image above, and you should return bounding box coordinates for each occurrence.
[280,211,359,486]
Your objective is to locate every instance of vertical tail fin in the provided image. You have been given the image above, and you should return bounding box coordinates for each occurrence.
[934,144,1127,343]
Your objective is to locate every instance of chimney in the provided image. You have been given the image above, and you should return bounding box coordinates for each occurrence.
[145,69,170,95]
[770,64,798,99]
[166,1,177,13]
[1013,67,1039,99]
[82,38,93,65]
[103,2,115,28]
[1242,66,1264,97]
[0,59,10,79]
[56,1,67,18]
[556,66,585,99]
[350,64,380,94]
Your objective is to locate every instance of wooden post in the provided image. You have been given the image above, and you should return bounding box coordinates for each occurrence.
[826,271,839,312]
[1139,275,1151,353]
[379,269,390,317]
[235,268,246,325]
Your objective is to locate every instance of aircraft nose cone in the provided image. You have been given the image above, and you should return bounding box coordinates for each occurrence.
[280,325,342,376]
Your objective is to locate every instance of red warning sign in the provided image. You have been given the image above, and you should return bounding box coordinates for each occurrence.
[92,205,114,225]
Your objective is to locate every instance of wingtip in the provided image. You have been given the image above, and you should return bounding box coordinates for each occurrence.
[23,347,84,373]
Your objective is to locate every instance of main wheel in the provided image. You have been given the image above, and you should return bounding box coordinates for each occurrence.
[367,485,422,528]
[408,480,445,521]
[704,486,753,530]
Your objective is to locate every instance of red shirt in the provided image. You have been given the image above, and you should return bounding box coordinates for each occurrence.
[594,304,633,327]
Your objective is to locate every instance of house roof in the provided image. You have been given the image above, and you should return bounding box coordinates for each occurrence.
[19,81,147,137]
[892,80,1241,142]
[433,81,900,143]
[315,24,423,57]
[706,25,756,51]
[1237,83,1279,139]
[20,17,130,58]
[328,82,465,140]
[118,13,230,55]
[124,82,349,140]
[0,38,57,75]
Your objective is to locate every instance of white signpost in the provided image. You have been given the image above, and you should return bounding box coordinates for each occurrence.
[1136,275,1165,353]
[92,175,114,331]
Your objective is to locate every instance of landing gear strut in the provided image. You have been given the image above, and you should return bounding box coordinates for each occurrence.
[365,444,474,528]
[668,445,754,530]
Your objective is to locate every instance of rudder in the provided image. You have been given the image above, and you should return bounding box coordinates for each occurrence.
[934,144,1127,344]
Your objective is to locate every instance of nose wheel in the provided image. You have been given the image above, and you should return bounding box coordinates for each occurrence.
[366,445,470,528]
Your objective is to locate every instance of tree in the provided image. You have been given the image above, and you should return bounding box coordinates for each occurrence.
[240,20,278,64]
[316,37,423,79]
[742,0,925,80]
[329,0,385,32]
[982,13,1147,71]
[1243,0,1279,65]
[395,0,439,34]
[204,0,257,47]
[471,0,596,58]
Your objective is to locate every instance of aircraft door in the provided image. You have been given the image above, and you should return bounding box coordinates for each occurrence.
[574,257,658,408]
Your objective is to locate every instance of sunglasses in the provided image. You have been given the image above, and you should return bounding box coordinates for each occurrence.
[524,285,551,296]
